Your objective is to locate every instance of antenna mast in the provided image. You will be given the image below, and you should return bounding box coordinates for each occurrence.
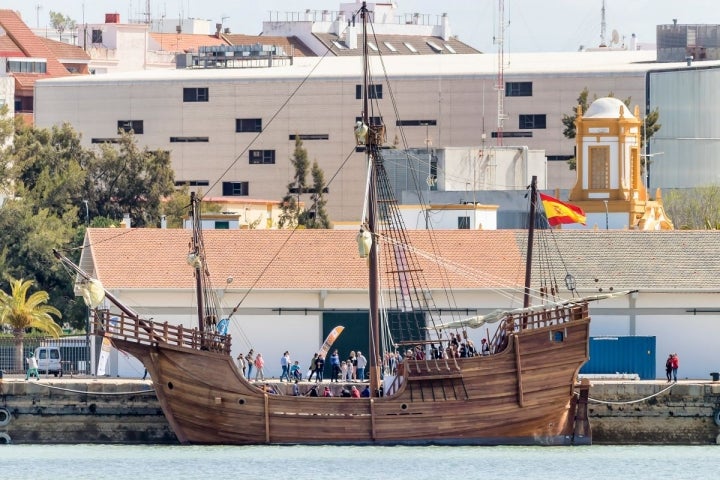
[495,0,506,146]
[599,0,607,47]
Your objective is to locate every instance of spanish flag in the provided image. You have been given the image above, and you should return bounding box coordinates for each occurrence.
[539,193,586,226]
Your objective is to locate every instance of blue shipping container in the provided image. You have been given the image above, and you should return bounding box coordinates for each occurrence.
[580,336,656,380]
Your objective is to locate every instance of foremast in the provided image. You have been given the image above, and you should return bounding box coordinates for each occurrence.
[360,2,382,397]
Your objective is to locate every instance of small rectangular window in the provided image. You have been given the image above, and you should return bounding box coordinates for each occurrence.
[91,29,103,43]
[355,116,383,127]
[505,82,532,97]
[175,180,210,187]
[117,120,144,134]
[183,87,209,102]
[91,138,121,144]
[396,120,437,127]
[236,118,262,133]
[170,137,209,142]
[249,150,275,164]
[289,134,329,141]
[214,221,230,230]
[458,217,470,229]
[355,84,383,99]
[491,131,533,138]
[222,181,249,196]
[519,114,546,129]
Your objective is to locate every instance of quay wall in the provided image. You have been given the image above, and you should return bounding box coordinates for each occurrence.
[1,378,719,445]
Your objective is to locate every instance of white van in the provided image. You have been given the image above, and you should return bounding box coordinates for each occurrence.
[35,346,63,377]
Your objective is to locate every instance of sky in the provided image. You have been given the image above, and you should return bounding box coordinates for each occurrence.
[3,0,718,53]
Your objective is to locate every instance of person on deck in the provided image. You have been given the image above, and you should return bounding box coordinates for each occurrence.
[280,351,291,382]
[360,385,371,398]
[245,350,255,379]
[290,360,302,381]
[350,386,361,398]
[313,354,325,382]
[254,353,265,381]
[330,349,341,382]
[481,339,490,356]
[307,353,318,382]
[356,351,367,381]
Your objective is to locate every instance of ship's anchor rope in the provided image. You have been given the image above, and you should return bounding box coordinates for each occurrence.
[22,380,155,396]
[583,381,677,405]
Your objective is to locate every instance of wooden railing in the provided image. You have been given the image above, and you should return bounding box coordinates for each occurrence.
[93,309,232,355]
[490,301,588,354]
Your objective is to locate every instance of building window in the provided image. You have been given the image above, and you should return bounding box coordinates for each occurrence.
[170,136,209,142]
[249,150,275,164]
[396,120,437,127]
[458,216,470,229]
[183,87,209,102]
[355,84,383,99]
[355,116,384,127]
[214,221,230,230]
[519,114,546,129]
[91,138,121,144]
[236,118,262,133]
[175,180,210,187]
[589,146,610,189]
[91,29,103,43]
[505,82,532,97]
[430,154,438,192]
[289,134,329,140]
[7,60,47,73]
[491,131,532,138]
[117,120,144,134]
[222,181,249,196]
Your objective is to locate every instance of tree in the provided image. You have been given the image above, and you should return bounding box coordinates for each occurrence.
[663,186,720,230]
[49,11,76,42]
[0,277,61,373]
[308,160,331,228]
[279,137,310,228]
[561,88,660,171]
[88,131,176,227]
[278,137,331,228]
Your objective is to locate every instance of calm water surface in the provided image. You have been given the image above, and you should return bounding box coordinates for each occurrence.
[2,444,718,479]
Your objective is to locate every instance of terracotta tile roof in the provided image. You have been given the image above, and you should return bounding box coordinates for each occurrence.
[148,33,230,53]
[223,34,315,57]
[84,228,525,291]
[83,229,720,294]
[40,37,91,61]
[314,33,481,56]
[0,35,23,55]
[0,10,68,76]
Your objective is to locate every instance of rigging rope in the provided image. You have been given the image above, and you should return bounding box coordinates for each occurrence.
[586,381,677,405]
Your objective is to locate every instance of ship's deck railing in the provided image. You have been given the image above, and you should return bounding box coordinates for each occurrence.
[93,309,232,355]
[490,301,588,354]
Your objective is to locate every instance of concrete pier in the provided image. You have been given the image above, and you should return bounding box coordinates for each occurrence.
[1,376,719,445]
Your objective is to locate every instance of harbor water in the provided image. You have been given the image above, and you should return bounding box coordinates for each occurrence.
[2,444,719,479]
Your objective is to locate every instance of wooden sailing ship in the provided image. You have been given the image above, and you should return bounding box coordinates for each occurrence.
[55,2,592,445]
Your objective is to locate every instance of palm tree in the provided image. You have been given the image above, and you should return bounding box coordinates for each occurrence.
[0,278,62,372]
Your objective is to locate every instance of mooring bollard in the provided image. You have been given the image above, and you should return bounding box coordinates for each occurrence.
[710,372,720,382]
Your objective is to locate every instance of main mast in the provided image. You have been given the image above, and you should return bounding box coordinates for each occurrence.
[361,2,381,396]
[522,175,538,309]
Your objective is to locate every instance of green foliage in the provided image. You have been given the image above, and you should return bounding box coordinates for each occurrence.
[0,277,62,370]
[664,186,720,230]
[278,137,331,229]
[87,131,175,227]
[48,11,76,40]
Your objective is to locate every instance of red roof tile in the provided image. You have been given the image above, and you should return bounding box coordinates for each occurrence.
[0,10,68,76]
[84,229,525,291]
[223,34,315,57]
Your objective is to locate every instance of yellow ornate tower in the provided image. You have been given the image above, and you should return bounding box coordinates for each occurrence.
[568,97,673,230]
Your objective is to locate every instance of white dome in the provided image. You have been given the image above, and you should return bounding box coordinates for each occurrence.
[584,97,635,119]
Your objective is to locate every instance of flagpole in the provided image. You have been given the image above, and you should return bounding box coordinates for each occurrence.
[523,176,538,309]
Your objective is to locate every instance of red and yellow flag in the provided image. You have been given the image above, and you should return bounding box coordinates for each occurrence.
[539,193,586,226]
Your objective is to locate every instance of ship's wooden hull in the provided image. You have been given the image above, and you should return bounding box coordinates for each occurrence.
[110,316,591,446]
